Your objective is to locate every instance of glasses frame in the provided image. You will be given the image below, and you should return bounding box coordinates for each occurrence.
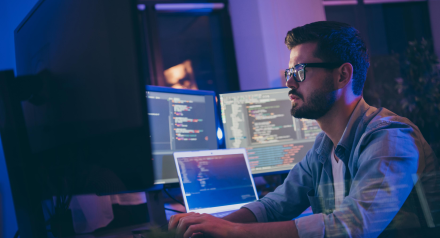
[285,62,344,82]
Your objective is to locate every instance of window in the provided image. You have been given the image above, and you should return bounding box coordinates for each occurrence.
[138,1,240,94]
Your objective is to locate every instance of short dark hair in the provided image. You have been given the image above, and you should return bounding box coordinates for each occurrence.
[285,21,369,96]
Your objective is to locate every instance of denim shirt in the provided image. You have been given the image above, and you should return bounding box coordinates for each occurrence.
[243,98,438,237]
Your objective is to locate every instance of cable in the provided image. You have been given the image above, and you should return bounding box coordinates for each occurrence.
[165,208,185,213]
[163,188,185,206]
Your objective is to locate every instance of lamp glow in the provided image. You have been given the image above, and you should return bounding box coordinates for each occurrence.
[137,4,146,11]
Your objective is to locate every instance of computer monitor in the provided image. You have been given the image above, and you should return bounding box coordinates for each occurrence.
[146,86,220,184]
[6,0,156,236]
[220,88,322,175]
[12,0,154,196]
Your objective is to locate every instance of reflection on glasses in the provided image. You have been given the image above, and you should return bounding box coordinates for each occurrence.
[285,62,344,82]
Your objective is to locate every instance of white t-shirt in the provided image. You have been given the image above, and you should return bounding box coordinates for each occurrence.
[331,148,345,209]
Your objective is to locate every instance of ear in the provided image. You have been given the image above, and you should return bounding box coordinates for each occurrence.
[335,63,353,89]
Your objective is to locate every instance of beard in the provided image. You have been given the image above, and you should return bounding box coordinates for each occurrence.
[290,76,337,119]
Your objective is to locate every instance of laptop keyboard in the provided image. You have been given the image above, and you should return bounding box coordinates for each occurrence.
[210,210,236,218]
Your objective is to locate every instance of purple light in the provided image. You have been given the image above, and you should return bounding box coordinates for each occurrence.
[137,4,146,11]
[155,3,224,12]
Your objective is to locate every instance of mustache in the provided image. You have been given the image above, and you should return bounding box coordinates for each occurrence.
[288,90,303,100]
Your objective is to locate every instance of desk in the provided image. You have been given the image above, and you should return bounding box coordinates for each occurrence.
[69,222,174,238]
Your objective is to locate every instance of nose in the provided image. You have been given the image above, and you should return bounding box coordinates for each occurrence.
[286,76,299,89]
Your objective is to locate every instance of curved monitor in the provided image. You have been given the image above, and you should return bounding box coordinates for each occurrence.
[220,88,321,175]
[146,86,221,184]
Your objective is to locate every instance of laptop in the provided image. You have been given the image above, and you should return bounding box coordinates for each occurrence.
[173,148,259,218]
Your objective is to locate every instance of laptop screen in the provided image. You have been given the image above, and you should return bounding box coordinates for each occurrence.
[175,152,258,212]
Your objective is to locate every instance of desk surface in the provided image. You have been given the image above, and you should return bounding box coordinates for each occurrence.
[69,223,173,238]
[68,203,185,238]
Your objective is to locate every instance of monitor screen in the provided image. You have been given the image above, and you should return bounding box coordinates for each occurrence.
[174,150,258,212]
[220,88,322,175]
[146,86,219,184]
[12,0,155,196]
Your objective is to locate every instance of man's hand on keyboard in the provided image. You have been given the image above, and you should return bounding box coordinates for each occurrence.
[168,212,240,238]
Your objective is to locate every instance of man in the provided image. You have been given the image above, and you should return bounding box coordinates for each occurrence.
[168,21,438,238]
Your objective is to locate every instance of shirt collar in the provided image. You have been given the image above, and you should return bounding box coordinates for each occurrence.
[315,98,370,161]
[336,98,370,156]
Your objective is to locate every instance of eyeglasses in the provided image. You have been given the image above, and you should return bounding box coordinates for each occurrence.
[285,62,344,82]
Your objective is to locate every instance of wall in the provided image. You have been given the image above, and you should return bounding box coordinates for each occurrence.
[429,0,440,58]
[228,0,326,90]
[0,1,39,237]
[0,0,39,73]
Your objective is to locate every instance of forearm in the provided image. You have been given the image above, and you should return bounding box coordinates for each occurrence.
[223,208,257,223]
[234,220,299,238]
[224,208,299,238]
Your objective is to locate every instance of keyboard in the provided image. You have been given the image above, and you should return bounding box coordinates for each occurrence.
[210,210,236,218]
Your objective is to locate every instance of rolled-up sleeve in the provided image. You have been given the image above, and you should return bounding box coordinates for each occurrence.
[296,213,325,238]
[242,201,268,223]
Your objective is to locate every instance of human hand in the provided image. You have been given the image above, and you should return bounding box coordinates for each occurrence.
[168,212,240,238]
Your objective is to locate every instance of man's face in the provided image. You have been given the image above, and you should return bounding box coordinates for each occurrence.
[286,42,337,119]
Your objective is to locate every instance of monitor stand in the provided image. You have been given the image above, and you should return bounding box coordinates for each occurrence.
[145,184,168,227]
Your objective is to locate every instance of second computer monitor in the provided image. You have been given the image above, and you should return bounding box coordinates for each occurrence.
[220,88,322,175]
[146,86,220,184]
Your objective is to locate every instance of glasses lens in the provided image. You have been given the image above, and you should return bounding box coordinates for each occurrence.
[294,64,305,82]
[298,69,305,81]
[286,65,306,82]
[285,68,293,82]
